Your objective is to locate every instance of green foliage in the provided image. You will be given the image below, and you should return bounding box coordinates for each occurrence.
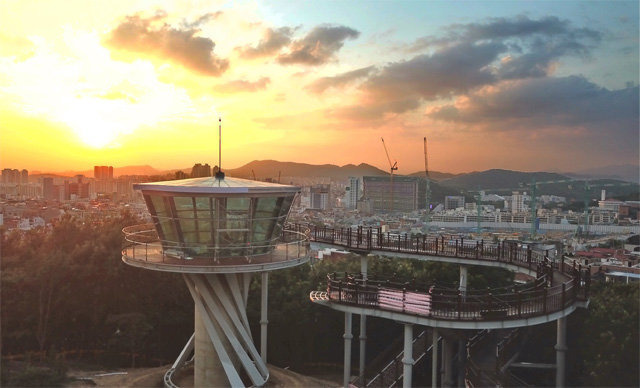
[574,283,639,386]
[1,211,193,366]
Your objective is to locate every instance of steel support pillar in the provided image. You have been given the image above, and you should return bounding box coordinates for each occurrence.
[555,317,567,388]
[432,329,439,388]
[402,324,414,388]
[260,271,269,363]
[359,255,368,382]
[459,265,468,296]
[343,312,353,388]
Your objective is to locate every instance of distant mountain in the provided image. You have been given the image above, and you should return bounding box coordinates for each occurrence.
[34,165,162,178]
[439,169,571,191]
[564,164,639,183]
[224,160,388,180]
[407,170,458,181]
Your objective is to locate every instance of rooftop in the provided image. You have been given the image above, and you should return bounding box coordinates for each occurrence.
[134,176,300,194]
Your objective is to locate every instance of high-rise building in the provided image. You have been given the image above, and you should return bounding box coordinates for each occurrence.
[94,166,113,180]
[445,196,465,210]
[510,191,526,214]
[345,177,361,210]
[191,163,212,178]
[363,176,426,213]
[20,169,28,184]
[42,177,55,200]
[310,184,331,210]
[2,168,20,184]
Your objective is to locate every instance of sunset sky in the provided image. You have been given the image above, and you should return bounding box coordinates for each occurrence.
[1,0,638,175]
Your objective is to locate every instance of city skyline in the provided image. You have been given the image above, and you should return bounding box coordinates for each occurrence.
[1,1,638,174]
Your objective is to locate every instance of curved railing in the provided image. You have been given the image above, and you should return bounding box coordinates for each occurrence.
[297,224,590,322]
[122,223,310,269]
[324,269,583,321]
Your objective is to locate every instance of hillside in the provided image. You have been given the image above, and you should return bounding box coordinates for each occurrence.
[407,170,458,181]
[224,160,388,180]
[439,169,571,191]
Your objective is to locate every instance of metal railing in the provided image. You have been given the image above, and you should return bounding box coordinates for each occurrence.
[122,223,310,266]
[323,263,585,322]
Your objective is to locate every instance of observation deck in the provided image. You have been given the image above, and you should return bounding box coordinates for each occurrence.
[122,176,310,273]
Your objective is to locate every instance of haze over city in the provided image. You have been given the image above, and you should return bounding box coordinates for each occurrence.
[1,1,638,175]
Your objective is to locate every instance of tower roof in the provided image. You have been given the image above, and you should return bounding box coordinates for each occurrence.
[134,176,300,194]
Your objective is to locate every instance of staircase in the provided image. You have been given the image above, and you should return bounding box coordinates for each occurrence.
[354,329,439,387]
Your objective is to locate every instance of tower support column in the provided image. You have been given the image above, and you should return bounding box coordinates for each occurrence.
[343,312,353,388]
[402,323,414,388]
[359,255,369,382]
[432,329,439,388]
[459,265,468,296]
[260,271,269,363]
[555,317,567,388]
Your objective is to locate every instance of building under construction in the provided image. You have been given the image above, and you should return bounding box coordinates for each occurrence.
[363,176,426,213]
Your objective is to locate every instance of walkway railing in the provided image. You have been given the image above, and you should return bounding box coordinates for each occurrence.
[295,224,590,321]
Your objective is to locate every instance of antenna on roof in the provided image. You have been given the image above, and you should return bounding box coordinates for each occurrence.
[215,116,225,180]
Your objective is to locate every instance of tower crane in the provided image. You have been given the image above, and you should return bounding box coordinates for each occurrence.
[381,137,398,213]
[423,137,431,229]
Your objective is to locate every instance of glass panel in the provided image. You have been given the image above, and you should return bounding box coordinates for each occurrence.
[159,219,178,242]
[180,219,196,233]
[278,196,293,217]
[227,197,249,211]
[150,195,169,216]
[174,196,194,211]
[195,197,210,210]
[197,210,210,219]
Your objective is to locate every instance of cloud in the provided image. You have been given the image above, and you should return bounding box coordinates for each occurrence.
[237,27,295,59]
[277,25,360,65]
[104,11,228,76]
[336,16,603,122]
[0,33,35,61]
[181,11,223,29]
[215,77,270,93]
[305,66,375,94]
[427,76,638,134]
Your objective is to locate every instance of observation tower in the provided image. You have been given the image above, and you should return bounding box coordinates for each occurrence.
[122,170,310,387]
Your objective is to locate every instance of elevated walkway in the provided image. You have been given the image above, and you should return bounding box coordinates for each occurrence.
[294,224,589,387]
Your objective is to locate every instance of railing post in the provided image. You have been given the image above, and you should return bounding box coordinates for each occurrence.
[455,240,459,256]
[562,283,566,309]
[517,291,522,318]
[402,288,407,313]
[457,292,462,319]
[543,287,548,314]
[475,241,479,259]
[339,281,343,302]
[527,247,532,267]
[435,237,439,255]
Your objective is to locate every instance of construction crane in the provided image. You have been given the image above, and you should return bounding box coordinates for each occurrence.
[423,137,431,229]
[251,169,257,180]
[381,137,398,213]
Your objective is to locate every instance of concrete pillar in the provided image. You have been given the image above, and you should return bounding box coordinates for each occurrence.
[442,337,455,387]
[344,312,353,388]
[194,307,227,387]
[359,315,367,382]
[457,337,466,387]
[260,271,268,363]
[555,317,567,388]
[359,255,368,382]
[459,265,468,296]
[402,324,414,388]
[432,329,439,388]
